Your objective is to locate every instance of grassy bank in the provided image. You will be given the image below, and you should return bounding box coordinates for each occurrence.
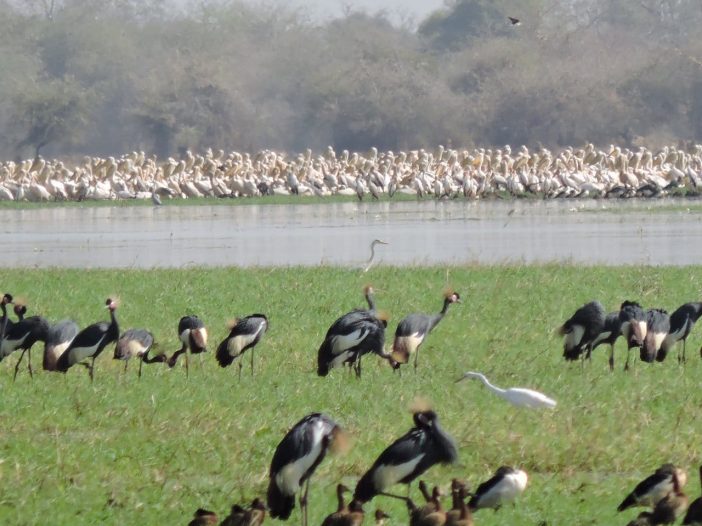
[1,265,701,525]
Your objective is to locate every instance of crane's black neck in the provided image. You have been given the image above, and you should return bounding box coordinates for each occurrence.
[428,297,453,331]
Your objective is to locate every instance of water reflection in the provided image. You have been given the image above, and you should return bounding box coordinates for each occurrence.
[2,199,701,268]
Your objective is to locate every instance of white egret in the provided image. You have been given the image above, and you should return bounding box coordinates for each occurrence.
[455,372,557,409]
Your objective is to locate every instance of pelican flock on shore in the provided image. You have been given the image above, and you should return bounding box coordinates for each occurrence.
[2,143,702,202]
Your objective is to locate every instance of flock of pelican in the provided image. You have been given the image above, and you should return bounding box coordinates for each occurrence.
[1,143,702,202]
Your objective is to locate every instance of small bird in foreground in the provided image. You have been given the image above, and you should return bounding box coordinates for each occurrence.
[456,372,556,409]
[469,466,528,511]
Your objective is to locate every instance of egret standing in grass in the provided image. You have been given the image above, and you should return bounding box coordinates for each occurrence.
[267,413,346,526]
[363,239,388,273]
[468,466,528,511]
[455,372,556,409]
[391,290,461,371]
[353,408,457,503]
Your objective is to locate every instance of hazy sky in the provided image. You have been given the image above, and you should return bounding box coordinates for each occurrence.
[244,0,446,24]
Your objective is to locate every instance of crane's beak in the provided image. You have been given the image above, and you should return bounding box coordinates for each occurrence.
[454,375,467,383]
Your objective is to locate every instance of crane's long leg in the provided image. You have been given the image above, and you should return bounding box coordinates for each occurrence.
[124,360,128,373]
[414,347,420,371]
[89,357,96,382]
[138,357,143,379]
[609,343,615,371]
[185,350,189,378]
[300,478,311,526]
[13,349,27,381]
[251,348,255,376]
[238,361,243,381]
[682,339,687,364]
[27,348,32,378]
[624,347,631,371]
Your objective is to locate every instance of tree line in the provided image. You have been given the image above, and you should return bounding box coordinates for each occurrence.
[1,0,701,159]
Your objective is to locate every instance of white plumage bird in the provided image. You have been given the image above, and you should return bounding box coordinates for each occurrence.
[456,371,557,409]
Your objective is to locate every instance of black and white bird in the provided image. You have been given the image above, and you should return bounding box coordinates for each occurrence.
[353,409,458,503]
[558,301,606,361]
[215,314,268,378]
[317,308,389,378]
[391,291,461,370]
[56,298,120,381]
[683,465,702,525]
[114,328,166,378]
[618,464,687,512]
[468,466,528,511]
[43,319,79,371]
[641,309,670,363]
[0,303,50,380]
[508,16,521,25]
[590,311,622,370]
[619,300,648,370]
[267,413,345,526]
[168,315,207,376]
[661,302,702,364]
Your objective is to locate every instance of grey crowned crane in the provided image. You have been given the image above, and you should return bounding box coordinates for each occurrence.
[353,409,457,503]
[43,320,79,371]
[0,303,50,380]
[683,466,702,525]
[215,314,268,378]
[56,298,120,381]
[317,309,391,378]
[558,300,606,362]
[167,315,207,376]
[620,301,648,370]
[113,328,166,378]
[468,466,528,511]
[267,413,346,526]
[391,291,461,371]
[661,302,702,364]
[618,464,687,512]
[641,309,670,363]
[590,311,622,370]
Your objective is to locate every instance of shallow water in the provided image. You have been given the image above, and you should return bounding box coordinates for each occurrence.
[2,199,702,268]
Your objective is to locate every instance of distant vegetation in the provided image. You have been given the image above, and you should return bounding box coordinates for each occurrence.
[1,0,701,158]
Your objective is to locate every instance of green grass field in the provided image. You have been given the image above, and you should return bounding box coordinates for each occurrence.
[1,265,701,525]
